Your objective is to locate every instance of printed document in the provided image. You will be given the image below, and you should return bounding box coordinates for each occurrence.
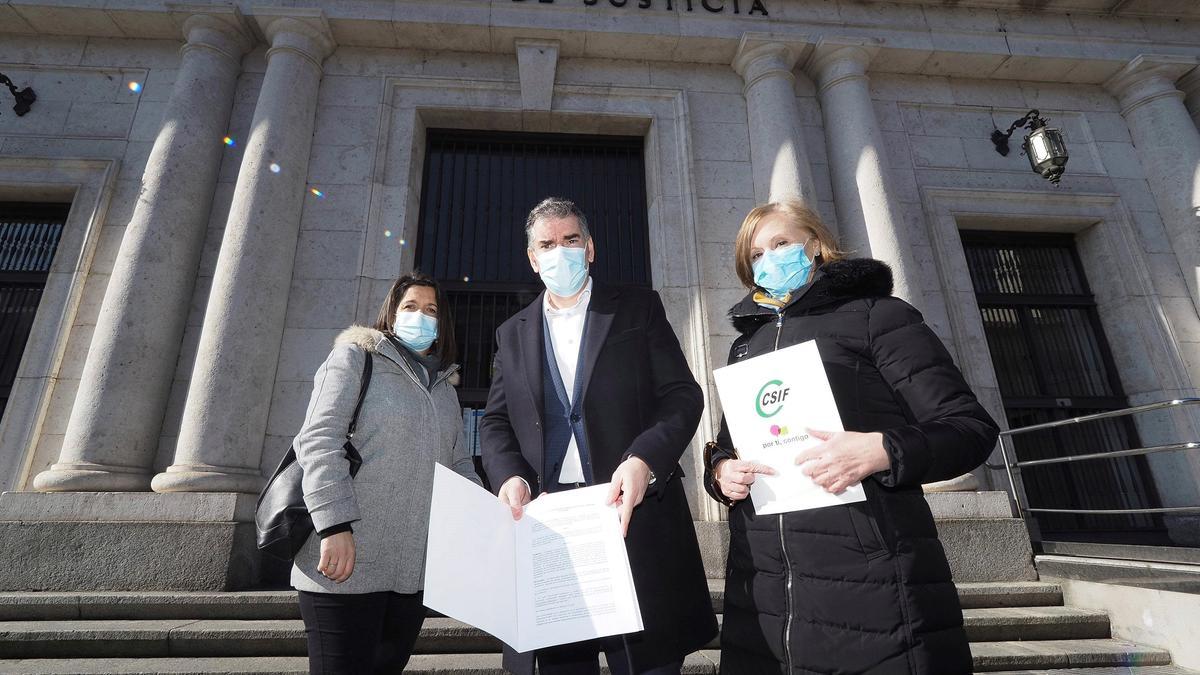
[712,339,866,515]
[424,464,643,653]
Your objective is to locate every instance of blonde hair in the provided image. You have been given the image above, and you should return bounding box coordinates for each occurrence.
[733,201,845,289]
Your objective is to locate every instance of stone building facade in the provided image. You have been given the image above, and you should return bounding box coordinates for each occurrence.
[1,0,1200,585]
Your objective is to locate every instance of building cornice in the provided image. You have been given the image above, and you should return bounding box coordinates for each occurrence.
[3,1,1200,86]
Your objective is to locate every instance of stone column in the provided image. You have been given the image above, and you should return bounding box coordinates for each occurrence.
[152,13,335,494]
[808,40,981,491]
[732,35,819,206]
[33,10,252,492]
[1105,55,1200,312]
[1178,67,1200,131]
[806,40,924,308]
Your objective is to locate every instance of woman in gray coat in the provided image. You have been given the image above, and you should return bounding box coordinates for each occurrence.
[292,272,481,674]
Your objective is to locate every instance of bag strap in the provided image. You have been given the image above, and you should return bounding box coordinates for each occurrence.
[346,352,374,439]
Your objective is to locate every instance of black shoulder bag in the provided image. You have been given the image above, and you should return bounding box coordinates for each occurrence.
[255,353,373,560]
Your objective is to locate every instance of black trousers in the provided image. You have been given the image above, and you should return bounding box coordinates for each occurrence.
[537,636,684,675]
[297,590,425,675]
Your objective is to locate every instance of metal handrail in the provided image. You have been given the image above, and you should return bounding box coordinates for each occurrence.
[1013,441,1200,468]
[1000,398,1200,435]
[1026,506,1200,515]
[994,398,1200,518]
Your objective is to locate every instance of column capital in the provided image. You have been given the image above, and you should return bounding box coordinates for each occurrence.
[1178,65,1200,98]
[1178,66,1200,128]
[252,8,336,68]
[804,37,881,93]
[731,32,810,92]
[168,5,254,62]
[1103,54,1198,116]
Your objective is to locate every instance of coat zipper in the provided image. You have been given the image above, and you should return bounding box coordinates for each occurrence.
[772,311,794,673]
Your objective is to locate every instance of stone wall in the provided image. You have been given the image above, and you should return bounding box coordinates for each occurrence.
[0,35,185,491]
[1,2,1198,525]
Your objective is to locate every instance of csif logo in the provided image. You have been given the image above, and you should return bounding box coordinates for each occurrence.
[755,379,790,418]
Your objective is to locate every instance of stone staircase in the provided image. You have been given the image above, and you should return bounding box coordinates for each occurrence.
[0,580,1194,674]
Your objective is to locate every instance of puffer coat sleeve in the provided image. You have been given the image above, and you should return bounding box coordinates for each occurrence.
[868,297,1000,488]
[293,343,365,533]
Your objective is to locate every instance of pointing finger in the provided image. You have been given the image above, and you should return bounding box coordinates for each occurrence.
[798,455,825,472]
[806,428,835,441]
[793,445,825,465]
[748,462,777,475]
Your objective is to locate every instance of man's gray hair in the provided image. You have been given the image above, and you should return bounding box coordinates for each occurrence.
[525,197,591,249]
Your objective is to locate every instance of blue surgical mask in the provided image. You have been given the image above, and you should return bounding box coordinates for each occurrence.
[535,245,589,297]
[753,242,814,298]
[393,310,438,352]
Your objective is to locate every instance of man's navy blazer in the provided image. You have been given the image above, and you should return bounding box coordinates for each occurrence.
[480,281,718,672]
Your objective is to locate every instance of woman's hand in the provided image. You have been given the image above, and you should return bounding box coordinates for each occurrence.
[318,531,356,583]
[714,459,776,502]
[795,429,890,494]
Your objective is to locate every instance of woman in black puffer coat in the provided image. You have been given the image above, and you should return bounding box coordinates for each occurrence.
[703,201,999,674]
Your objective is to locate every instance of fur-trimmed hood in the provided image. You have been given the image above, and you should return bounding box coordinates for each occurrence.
[334,325,460,386]
[813,257,894,298]
[335,325,386,352]
[728,258,894,334]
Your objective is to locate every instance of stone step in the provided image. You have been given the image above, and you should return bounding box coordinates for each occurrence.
[1036,555,1200,595]
[964,606,1110,641]
[0,580,1062,621]
[989,669,1199,675]
[971,639,1173,672]
[0,592,302,622]
[0,651,1189,674]
[956,581,1065,609]
[0,654,714,674]
[0,606,1115,659]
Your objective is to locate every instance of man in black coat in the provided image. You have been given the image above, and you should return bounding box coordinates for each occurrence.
[480,197,717,675]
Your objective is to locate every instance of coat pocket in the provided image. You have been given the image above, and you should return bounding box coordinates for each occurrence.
[845,500,891,562]
[349,481,391,563]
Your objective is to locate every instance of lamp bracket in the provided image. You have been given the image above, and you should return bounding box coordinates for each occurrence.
[0,72,36,117]
[991,109,1048,156]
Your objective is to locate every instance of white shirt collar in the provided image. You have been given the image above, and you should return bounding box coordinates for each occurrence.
[543,276,593,317]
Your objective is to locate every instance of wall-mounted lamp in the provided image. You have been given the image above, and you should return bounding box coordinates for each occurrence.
[991,109,1068,184]
[0,72,36,116]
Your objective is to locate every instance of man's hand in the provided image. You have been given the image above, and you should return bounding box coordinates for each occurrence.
[498,475,532,520]
[606,456,652,537]
[714,458,775,502]
[795,429,890,494]
[317,531,355,583]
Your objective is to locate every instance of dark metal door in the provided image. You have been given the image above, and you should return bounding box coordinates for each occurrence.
[1,203,69,419]
[415,130,652,408]
[962,231,1164,541]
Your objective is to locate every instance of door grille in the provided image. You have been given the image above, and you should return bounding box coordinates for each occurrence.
[1,203,69,419]
[963,230,1163,539]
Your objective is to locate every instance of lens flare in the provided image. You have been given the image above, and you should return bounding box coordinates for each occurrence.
[222,136,236,148]
[268,163,281,173]
[463,276,471,282]
[384,230,392,238]
[309,188,325,199]
[127,81,142,93]
[399,239,407,246]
